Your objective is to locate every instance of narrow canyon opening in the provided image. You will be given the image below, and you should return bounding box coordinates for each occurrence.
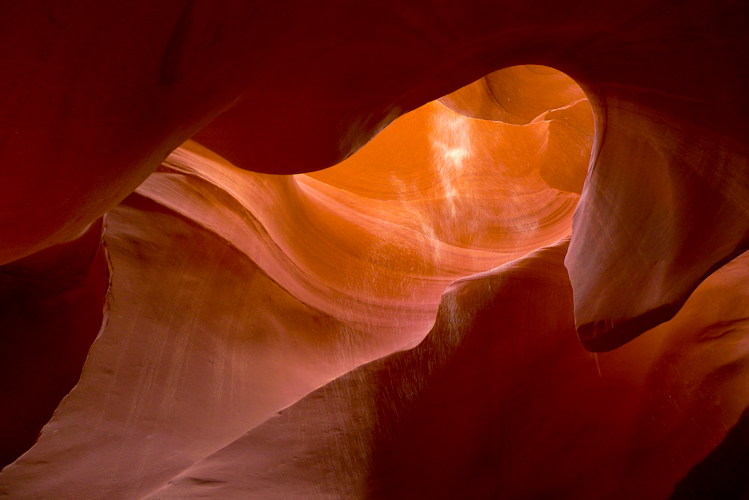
[288,63,595,348]
[4,4,749,499]
[0,65,595,475]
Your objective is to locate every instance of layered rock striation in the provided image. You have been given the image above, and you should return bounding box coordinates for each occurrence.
[1,1,749,498]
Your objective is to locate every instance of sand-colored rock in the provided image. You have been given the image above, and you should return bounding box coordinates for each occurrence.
[2,3,748,352]
[0,87,591,497]
[2,1,749,497]
[139,241,749,500]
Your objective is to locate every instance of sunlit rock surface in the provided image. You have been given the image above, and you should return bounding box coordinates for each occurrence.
[2,2,748,350]
[2,1,749,498]
[143,241,749,500]
[0,82,590,498]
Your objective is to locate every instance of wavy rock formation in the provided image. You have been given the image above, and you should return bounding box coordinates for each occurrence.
[0,80,592,498]
[1,3,746,352]
[142,240,749,500]
[2,1,749,498]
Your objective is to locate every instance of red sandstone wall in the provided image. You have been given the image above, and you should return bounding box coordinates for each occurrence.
[1,1,749,498]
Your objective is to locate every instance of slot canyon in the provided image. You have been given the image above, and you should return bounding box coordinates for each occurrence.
[1,2,749,499]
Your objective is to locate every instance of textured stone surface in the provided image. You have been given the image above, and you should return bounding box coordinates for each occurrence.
[0,87,591,497]
[2,1,749,497]
[2,3,748,351]
[144,242,749,500]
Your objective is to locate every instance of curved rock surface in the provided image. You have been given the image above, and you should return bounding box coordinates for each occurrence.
[134,241,749,500]
[0,83,591,498]
[2,1,749,498]
[0,218,107,470]
[439,65,588,126]
[1,2,748,354]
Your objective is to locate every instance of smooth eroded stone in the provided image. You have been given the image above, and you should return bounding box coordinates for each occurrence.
[0,218,107,470]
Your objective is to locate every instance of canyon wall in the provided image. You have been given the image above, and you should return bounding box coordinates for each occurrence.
[1,1,749,498]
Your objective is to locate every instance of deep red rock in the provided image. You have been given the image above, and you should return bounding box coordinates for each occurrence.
[3,3,748,350]
[0,219,107,469]
[2,1,749,497]
[0,88,592,497]
[138,241,749,499]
